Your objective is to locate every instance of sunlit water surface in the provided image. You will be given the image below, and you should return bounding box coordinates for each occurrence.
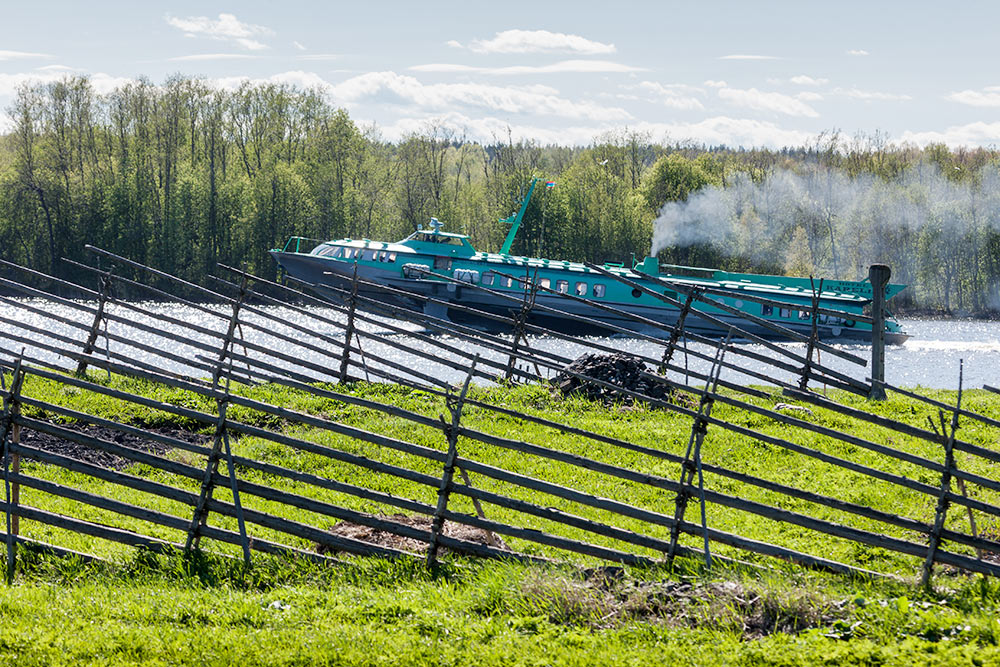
[0,299,995,391]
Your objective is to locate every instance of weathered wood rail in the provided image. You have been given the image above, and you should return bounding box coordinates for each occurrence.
[0,252,994,588]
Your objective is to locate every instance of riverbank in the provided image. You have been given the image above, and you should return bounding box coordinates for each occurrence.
[2,376,999,664]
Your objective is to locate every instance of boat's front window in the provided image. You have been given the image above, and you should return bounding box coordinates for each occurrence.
[315,245,342,258]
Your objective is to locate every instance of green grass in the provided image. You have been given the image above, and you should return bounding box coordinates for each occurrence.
[3,372,1000,664]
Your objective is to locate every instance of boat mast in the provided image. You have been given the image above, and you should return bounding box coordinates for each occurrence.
[499,178,538,255]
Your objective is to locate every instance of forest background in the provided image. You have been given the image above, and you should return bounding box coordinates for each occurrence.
[1,76,998,315]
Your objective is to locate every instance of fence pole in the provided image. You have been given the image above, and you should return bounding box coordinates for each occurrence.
[212,274,248,387]
[660,290,699,374]
[1,353,24,584]
[921,362,963,588]
[505,271,539,382]
[339,264,360,384]
[427,357,477,567]
[868,265,891,400]
[666,337,728,568]
[799,278,823,391]
[76,270,113,376]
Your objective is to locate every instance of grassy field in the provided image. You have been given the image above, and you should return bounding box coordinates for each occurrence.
[2,373,1000,664]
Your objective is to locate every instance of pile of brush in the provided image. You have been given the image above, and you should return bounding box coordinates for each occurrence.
[553,353,672,405]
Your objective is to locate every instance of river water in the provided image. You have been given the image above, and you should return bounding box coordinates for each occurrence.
[0,299,995,392]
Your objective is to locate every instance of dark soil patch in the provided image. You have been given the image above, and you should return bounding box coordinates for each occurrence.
[319,514,509,556]
[15,420,209,470]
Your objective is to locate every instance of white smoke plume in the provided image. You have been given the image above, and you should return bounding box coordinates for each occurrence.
[651,164,1000,308]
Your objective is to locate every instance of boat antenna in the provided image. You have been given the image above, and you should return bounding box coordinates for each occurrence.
[499,177,538,256]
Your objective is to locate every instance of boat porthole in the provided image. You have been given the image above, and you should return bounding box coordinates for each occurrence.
[832,327,842,336]
[631,288,642,298]
[733,299,743,308]
[845,320,855,327]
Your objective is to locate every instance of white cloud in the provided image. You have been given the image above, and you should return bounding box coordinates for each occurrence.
[0,71,133,97]
[409,60,645,75]
[945,87,1000,107]
[297,53,341,61]
[846,49,869,56]
[292,41,306,51]
[328,70,631,121]
[166,12,273,51]
[372,113,811,148]
[718,54,779,60]
[168,54,260,62]
[717,87,819,117]
[703,80,727,88]
[453,29,615,55]
[209,70,333,92]
[832,87,911,101]
[789,75,828,86]
[898,121,1000,148]
[445,40,462,49]
[796,91,823,102]
[0,50,52,60]
[36,64,83,72]
[635,81,704,110]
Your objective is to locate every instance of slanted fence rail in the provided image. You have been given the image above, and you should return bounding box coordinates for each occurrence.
[0,251,995,587]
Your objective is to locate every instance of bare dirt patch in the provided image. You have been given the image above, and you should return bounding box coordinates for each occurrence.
[15,420,209,470]
[319,514,509,556]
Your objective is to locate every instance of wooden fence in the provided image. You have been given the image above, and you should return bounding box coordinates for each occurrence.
[0,250,995,588]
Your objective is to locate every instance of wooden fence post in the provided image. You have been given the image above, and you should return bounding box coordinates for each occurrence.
[868,265,891,401]
[660,290,699,374]
[505,271,539,382]
[799,278,823,391]
[427,358,477,567]
[76,270,113,376]
[921,362,963,588]
[185,366,251,562]
[212,275,248,387]
[339,264,360,384]
[1,353,24,584]
[665,338,728,569]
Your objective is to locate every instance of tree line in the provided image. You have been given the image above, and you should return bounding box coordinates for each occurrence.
[1,75,998,314]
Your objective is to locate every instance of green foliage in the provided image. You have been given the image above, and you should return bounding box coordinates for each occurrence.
[2,76,1000,313]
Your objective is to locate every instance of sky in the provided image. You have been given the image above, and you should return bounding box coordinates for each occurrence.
[1,0,998,148]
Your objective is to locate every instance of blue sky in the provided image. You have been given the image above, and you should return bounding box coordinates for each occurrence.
[1,1,998,147]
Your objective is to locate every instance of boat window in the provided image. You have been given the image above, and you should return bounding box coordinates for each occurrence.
[631,288,642,298]
[539,278,551,289]
[575,282,588,296]
[761,304,773,317]
[779,308,792,318]
[482,271,494,286]
[818,313,829,324]
[556,280,569,294]
[798,310,810,320]
[593,284,606,298]
[362,249,377,262]
[434,256,452,270]
[387,252,397,262]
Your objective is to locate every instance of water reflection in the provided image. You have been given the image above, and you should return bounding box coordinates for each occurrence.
[0,298,994,391]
